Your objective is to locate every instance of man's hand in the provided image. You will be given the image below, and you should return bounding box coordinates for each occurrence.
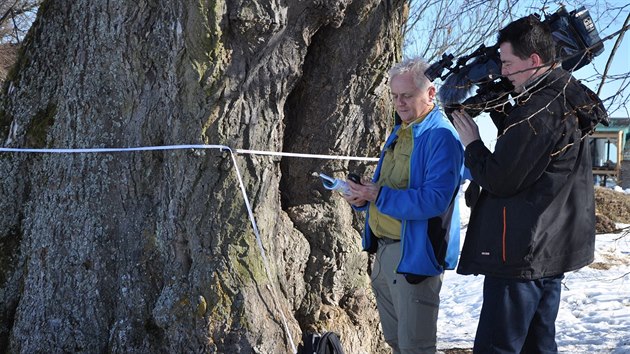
[451,109,481,147]
[343,179,379,207]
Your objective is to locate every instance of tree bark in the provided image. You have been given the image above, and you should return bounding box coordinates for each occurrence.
[0,0,405,353]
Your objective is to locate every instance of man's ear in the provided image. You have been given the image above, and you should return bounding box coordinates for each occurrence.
[530,53,544,67]
[428,86,436,100]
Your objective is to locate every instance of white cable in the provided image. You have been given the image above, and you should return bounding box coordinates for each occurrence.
[236,148,379,162]
[0,145,380,162]
[224,147,298,353]
[0,145,229,153]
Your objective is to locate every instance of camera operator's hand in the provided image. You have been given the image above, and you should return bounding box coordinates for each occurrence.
[451,109,481,147]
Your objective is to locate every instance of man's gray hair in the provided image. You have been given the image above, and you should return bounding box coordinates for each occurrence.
[388,57,433,90]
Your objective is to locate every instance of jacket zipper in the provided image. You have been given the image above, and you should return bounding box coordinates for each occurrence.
[502,206,507,263]
[397,132,413,270]
[397,130,414,272]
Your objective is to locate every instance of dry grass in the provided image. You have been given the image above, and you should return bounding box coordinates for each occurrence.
[595,187,630,223]
[595,187,630,234]
[589,262,612,270]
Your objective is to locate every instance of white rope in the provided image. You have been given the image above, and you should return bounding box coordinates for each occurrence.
[236,148,379,162]
[0,145,229,154]
[0,145,380,162]
[223,146,298,353]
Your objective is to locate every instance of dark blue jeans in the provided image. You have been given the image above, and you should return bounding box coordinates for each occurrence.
[473,274,564,354]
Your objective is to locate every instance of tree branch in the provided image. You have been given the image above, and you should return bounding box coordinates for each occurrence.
[598,13,630,96]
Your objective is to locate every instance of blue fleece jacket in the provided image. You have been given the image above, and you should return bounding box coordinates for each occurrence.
[358,106,464,276]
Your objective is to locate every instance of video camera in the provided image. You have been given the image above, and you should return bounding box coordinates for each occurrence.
[425,6,605,118]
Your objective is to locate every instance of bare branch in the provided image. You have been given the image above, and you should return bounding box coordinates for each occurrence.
[598,13,630,96]
[0,0,41,44]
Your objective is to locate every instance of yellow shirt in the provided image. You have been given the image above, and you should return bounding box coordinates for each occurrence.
[368,113,429,239]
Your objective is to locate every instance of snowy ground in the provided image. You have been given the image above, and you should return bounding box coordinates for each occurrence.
[437,189,630,353]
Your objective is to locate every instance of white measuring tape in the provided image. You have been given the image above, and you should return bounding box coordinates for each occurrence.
[0,144,378,352]
[0,145,380,162]
[236,148,379,162]
[224,146,299,353]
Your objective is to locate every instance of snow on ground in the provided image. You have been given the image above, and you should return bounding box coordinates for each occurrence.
[437,190,630,353]
[613,186,630,195]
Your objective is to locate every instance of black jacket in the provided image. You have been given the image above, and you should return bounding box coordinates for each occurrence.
[457,68,598,280]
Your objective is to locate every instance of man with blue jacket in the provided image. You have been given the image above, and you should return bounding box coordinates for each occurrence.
[344,57,464,354]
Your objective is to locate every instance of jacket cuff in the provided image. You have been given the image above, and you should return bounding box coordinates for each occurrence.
[352,203,368,211]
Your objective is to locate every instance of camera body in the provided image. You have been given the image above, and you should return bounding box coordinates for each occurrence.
[426,6,605,118]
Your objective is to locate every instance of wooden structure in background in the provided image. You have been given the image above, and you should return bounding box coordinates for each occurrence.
[592,118,630,187]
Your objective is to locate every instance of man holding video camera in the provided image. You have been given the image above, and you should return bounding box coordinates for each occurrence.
[344,57,463,354]
[451,15,597,353]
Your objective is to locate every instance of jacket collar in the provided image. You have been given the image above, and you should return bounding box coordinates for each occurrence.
[515,68,569,103]
[389,105,447,145]
[406,105,443,137]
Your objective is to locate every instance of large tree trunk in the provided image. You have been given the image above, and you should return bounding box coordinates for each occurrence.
[0,0,405,353]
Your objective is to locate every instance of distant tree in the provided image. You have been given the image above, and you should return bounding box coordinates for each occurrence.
[0,0,40,43]
[0,0,40,83]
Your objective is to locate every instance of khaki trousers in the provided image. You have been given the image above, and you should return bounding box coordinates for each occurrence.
[371,238,443,354]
